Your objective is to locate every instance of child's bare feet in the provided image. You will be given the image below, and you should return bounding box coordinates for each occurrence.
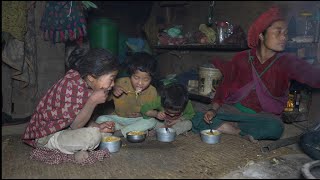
[74,150,89,163]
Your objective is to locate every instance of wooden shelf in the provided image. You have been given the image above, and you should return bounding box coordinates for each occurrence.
[154,42,318,51]
[153,44,249,52]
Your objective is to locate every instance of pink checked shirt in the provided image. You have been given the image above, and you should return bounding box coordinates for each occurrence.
[22,69,93,147]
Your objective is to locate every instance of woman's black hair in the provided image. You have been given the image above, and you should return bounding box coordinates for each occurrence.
[69,48,120,78]
[159,83,189,112]
[125,52,157,77]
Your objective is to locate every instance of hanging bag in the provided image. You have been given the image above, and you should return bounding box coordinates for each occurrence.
[40,1,87,44]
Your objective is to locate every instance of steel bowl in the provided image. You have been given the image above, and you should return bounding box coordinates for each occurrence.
[126,131,147,143]
[156,128,176,142]
[200,129,221,144]
[99,136,122,153]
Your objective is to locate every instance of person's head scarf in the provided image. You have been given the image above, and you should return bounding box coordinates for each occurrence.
[247,6,285,48]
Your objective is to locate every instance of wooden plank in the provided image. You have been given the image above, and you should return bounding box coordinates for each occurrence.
[153,44,249,51]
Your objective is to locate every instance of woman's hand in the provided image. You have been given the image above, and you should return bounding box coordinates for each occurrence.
[204,103,220,124]
[88,89,108,105]
[98,121,115,133]
[112,85,127,97]
[156,111,166,121]
[71,90,109,129]
[204,109,217,124]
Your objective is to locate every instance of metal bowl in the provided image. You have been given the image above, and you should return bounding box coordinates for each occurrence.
[200,129,221,144]
[126,131,146,143]
[99,136,122,153]
[156,128,176,142]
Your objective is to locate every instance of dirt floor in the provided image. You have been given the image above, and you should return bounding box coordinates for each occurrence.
[2,129,308,179]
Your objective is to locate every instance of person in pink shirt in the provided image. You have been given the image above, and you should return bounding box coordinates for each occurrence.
[22,48,119,163]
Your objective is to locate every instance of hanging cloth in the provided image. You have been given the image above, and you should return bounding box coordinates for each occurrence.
[2,1,28,42]
[224,50,288,114]
[40,1,87,44]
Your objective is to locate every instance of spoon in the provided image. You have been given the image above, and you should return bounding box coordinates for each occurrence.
[125,90,141,99]
[124,91,137,94]
[209,121,213,133]
[165,120,170,133]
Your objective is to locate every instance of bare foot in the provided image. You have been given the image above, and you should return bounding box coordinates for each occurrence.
[229,122,239,128]
[217,122,258,143]
[74,150,89,163]
[217,122,241,135]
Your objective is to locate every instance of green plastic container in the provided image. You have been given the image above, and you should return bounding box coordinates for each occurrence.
[88,18,119,55]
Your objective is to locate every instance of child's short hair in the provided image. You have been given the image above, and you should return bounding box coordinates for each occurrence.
[126,52,157,77]
[160,83,189,112]
[70,48,120,78]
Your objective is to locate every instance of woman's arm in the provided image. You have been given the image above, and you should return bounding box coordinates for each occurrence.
[283,55,320,88]
[204,52,244,123]
[211,52,242,105]
[70,89,107,129]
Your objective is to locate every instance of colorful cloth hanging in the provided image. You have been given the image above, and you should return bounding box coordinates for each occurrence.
[40,1,87,44]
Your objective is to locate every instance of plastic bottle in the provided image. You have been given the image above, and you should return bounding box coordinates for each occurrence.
[216,21,228,44]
